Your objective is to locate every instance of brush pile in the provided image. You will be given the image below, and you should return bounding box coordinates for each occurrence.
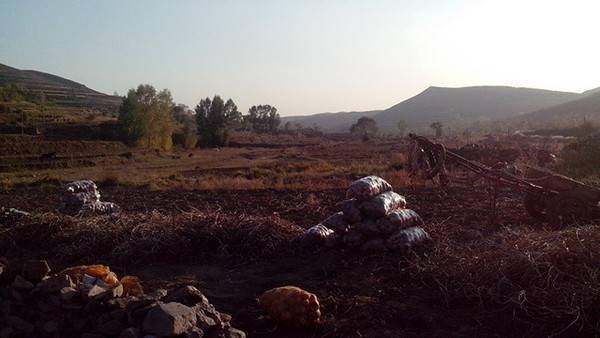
[0,259,244,337]
[61,180,119,215]
[303,176,431,252]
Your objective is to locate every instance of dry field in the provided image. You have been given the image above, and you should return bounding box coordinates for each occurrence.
[1,134,600,337]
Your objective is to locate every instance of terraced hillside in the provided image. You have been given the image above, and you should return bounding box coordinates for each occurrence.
[0,63,121,113]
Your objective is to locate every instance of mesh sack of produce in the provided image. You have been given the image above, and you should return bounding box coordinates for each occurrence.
[63,191,101,206]
[65,180,98,194]
[80,201,120,215]
[354,219,380,237]
[301,224,335,247]
[335,199,362,224]
[386,226,431,252]
[359,191,407,218]
[258,286,321,328]
[321,212,349,234]
[342,230,364,248]
[346,176,392,200]
[60,264,119,285]
[377,209,423,235]
[360,238,386,252]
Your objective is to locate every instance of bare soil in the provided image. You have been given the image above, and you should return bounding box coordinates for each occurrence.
[1,135,599,337]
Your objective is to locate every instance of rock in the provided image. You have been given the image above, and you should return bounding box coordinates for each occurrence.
[142,302,197,336]
[0,299,10,316]
[360,239,386,252]
[60,286,79,303]
[84,277,123,300]
[149,288,168,299]
[191,302,222,331]
[227,328,246,338]
[119,327,141,338]
[22,260,50,283]
[12,275,34,290]
[35,274,75,294]
[162,285,209,307]
[0,328,14,338]
[37,299,53,312]
[126,297,157,324]
[0,257,7,278]
[9,288,22,302]
[42,320,59,333]
[97,318,126,335]
[7,316,34,333]
[184,327,204,338]
[106,297,129,309]
[81,333,106,338]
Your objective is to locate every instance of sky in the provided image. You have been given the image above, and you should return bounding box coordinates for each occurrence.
[1,0,600,116]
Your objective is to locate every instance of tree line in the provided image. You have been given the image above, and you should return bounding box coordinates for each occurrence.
[348,117,444,140]
[118,84,281,150]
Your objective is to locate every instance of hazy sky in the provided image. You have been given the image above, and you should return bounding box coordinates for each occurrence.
[1,0,599,116]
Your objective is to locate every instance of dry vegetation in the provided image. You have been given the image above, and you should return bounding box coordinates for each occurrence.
[1,133,600,337]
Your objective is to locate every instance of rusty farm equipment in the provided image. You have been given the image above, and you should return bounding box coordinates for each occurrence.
[407,134,600,226]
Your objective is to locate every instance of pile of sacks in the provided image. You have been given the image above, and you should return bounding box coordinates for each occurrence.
[303,176,431,252]
[61,180,119,215]
[0,259,244,338]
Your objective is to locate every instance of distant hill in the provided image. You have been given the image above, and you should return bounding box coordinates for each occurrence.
[374,86,580,132]
[583,87,600,96]
[282,110,380,133]
[0,63,121,113]
[285,86,581,133]
[507,91,600,129]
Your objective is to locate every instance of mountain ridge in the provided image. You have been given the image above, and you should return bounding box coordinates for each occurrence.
[285,85,582,133]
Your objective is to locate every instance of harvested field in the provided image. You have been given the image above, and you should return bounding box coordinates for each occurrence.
[2,180,600,336]
[1,135,599,337]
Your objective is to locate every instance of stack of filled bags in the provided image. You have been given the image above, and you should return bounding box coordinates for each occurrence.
[61,180,119,215]
[303,176,431,252]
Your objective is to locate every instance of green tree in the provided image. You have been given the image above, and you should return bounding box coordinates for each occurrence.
[430,121,443,137]
[0,84,27,102]
[244,105,280,133]
[396,119,408,136]
[118,84,175,151]
[195,95,240,146]
[350,117,378,140]
[224,99,242,129]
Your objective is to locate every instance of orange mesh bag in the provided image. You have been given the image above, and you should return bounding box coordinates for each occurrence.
[120,276,144,296]
[258,286,321,327]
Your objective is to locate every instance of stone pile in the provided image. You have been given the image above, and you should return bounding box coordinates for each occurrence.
[61,180,119,215]
[0,259,245,338]
[303,176,431,252]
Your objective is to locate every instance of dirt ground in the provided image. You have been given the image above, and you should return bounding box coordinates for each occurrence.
[1,136,599,337]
